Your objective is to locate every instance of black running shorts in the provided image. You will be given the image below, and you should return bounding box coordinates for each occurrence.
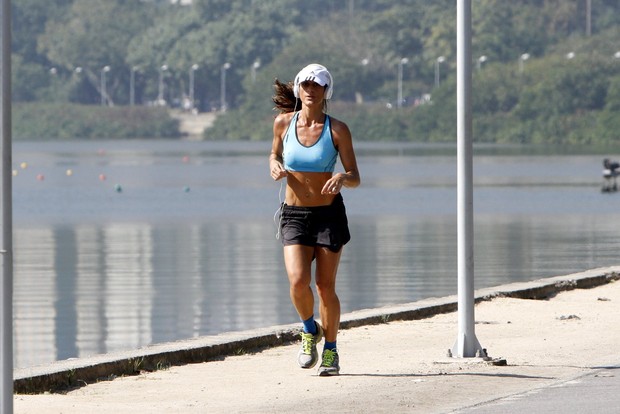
[280,193,351,253]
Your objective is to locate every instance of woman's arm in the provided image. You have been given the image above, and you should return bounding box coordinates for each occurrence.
[321,118,360,194]
[269,113,291,181]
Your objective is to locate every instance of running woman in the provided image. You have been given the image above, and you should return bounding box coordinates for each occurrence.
[269,63,360,376]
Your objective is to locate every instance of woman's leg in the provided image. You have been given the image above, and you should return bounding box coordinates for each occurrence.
[314,247,342,342]
[283,244,315,322]
[284,244,323,369]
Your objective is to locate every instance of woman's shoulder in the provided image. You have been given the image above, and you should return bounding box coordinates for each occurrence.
[275,111,295,125]
[327,115,351,137]
[273,111,295,136]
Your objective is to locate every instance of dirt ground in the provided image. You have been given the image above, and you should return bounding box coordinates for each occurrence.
[14,278,620,414]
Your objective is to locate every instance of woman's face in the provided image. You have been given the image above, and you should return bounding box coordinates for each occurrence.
[299,80,326,105]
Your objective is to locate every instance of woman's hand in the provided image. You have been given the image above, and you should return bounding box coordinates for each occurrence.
[321,174,344,195]
[270,159,288,181]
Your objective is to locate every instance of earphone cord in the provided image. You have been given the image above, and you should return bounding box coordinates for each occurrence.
[273,179,284,239]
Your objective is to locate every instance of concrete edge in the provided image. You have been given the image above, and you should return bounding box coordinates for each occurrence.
[14,266,620,394]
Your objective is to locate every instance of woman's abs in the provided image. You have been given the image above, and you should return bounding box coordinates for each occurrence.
[285,171,335,207]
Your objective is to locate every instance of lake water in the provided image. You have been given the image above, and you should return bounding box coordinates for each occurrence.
[11,140,620,368]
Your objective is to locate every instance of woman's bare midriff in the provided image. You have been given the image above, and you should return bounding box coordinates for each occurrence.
[285,171,336,207]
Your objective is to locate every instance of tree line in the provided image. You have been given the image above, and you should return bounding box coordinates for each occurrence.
[11,0,620,143]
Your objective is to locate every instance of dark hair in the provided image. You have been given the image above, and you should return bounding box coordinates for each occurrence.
[272,79,300,114]
[272,78,328,114]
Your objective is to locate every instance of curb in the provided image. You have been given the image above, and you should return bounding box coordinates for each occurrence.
[14,266,620,394]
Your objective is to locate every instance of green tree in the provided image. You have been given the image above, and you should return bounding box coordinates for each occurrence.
[38,0,157,105]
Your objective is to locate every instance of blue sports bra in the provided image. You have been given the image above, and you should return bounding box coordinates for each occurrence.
[282,112,338,173]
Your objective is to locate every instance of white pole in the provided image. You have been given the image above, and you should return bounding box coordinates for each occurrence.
[130,66,137,107]
[220,62,230,112]
[435,56,445,88]
[451,0,484,359]
[0,0,13,410]
[586,0,591,37]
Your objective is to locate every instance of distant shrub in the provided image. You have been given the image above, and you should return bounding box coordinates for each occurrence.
[13,103,181,140]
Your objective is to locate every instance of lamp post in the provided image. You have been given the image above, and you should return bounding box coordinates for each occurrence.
[435,56,445,88]
[130,66,139,107]
[358,58,369,104]
[189,63,198,110]
[586,0,591,37]
[519,53,530,74]
[47,68,58,103]
[100,65,110,106]
[220,62,231,112]
[158,64,168,106]
[397,57,408,108]
[251,60,260,84]
[72,67,82,104]
[477,55,487,71]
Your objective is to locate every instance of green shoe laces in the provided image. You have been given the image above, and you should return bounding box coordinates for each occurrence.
[300,332,317,354]
[321,349,337,366]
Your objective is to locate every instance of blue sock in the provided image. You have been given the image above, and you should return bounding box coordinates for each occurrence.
[302,316,317,334]
[324,340,337,351]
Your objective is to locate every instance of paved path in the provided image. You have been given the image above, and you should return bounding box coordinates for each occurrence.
[457,365,620,413]
[13,267,620,413]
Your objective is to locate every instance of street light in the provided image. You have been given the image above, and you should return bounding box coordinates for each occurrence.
[586,0,591,37]
[251,60,261,84]
[220,62,231,112]
[435,56,445,88]
[189,64,199,110]
[477,55,487,71]
[158,64,168,106]
[130,66,139,107]
[614,51,620,59]
[566,52,575,60]
[519,53,530,74]
[48,68,58,102]
[100,65,110,106]
[397,57,408,108]
[358,58,370,104]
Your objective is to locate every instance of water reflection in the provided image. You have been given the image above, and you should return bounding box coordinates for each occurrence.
[14,212,620,368]
[11,142,620,368]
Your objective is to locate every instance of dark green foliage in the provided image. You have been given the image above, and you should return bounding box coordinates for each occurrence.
[13,103,180,140]
[8,0,620,143]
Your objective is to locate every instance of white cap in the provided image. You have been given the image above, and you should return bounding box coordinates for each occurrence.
[294,64,333,99]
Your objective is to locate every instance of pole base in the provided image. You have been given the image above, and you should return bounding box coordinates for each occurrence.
[451,333,486,359]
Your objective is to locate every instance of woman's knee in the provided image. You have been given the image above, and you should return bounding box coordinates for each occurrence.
[315,280,337,299]
[288,270,311,292]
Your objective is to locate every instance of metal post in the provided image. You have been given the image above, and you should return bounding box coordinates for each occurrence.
[100,66,110,106]
[519,53,530,74]
[158,64,168,106]
[586,0,591,37]
[130,66,138,107]
[220,62,230,112]
[435,56,445,88]
[397,58,408,108]
[189,64,198,110]
[251,60,260,84]
[0,0,13,411]
[451,0,484,359]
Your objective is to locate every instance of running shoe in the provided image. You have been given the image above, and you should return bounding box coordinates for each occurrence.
[297,323,323,369]
[318,348,340,376]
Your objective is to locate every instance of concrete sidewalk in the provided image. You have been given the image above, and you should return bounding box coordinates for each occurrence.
[14,267,620,413]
